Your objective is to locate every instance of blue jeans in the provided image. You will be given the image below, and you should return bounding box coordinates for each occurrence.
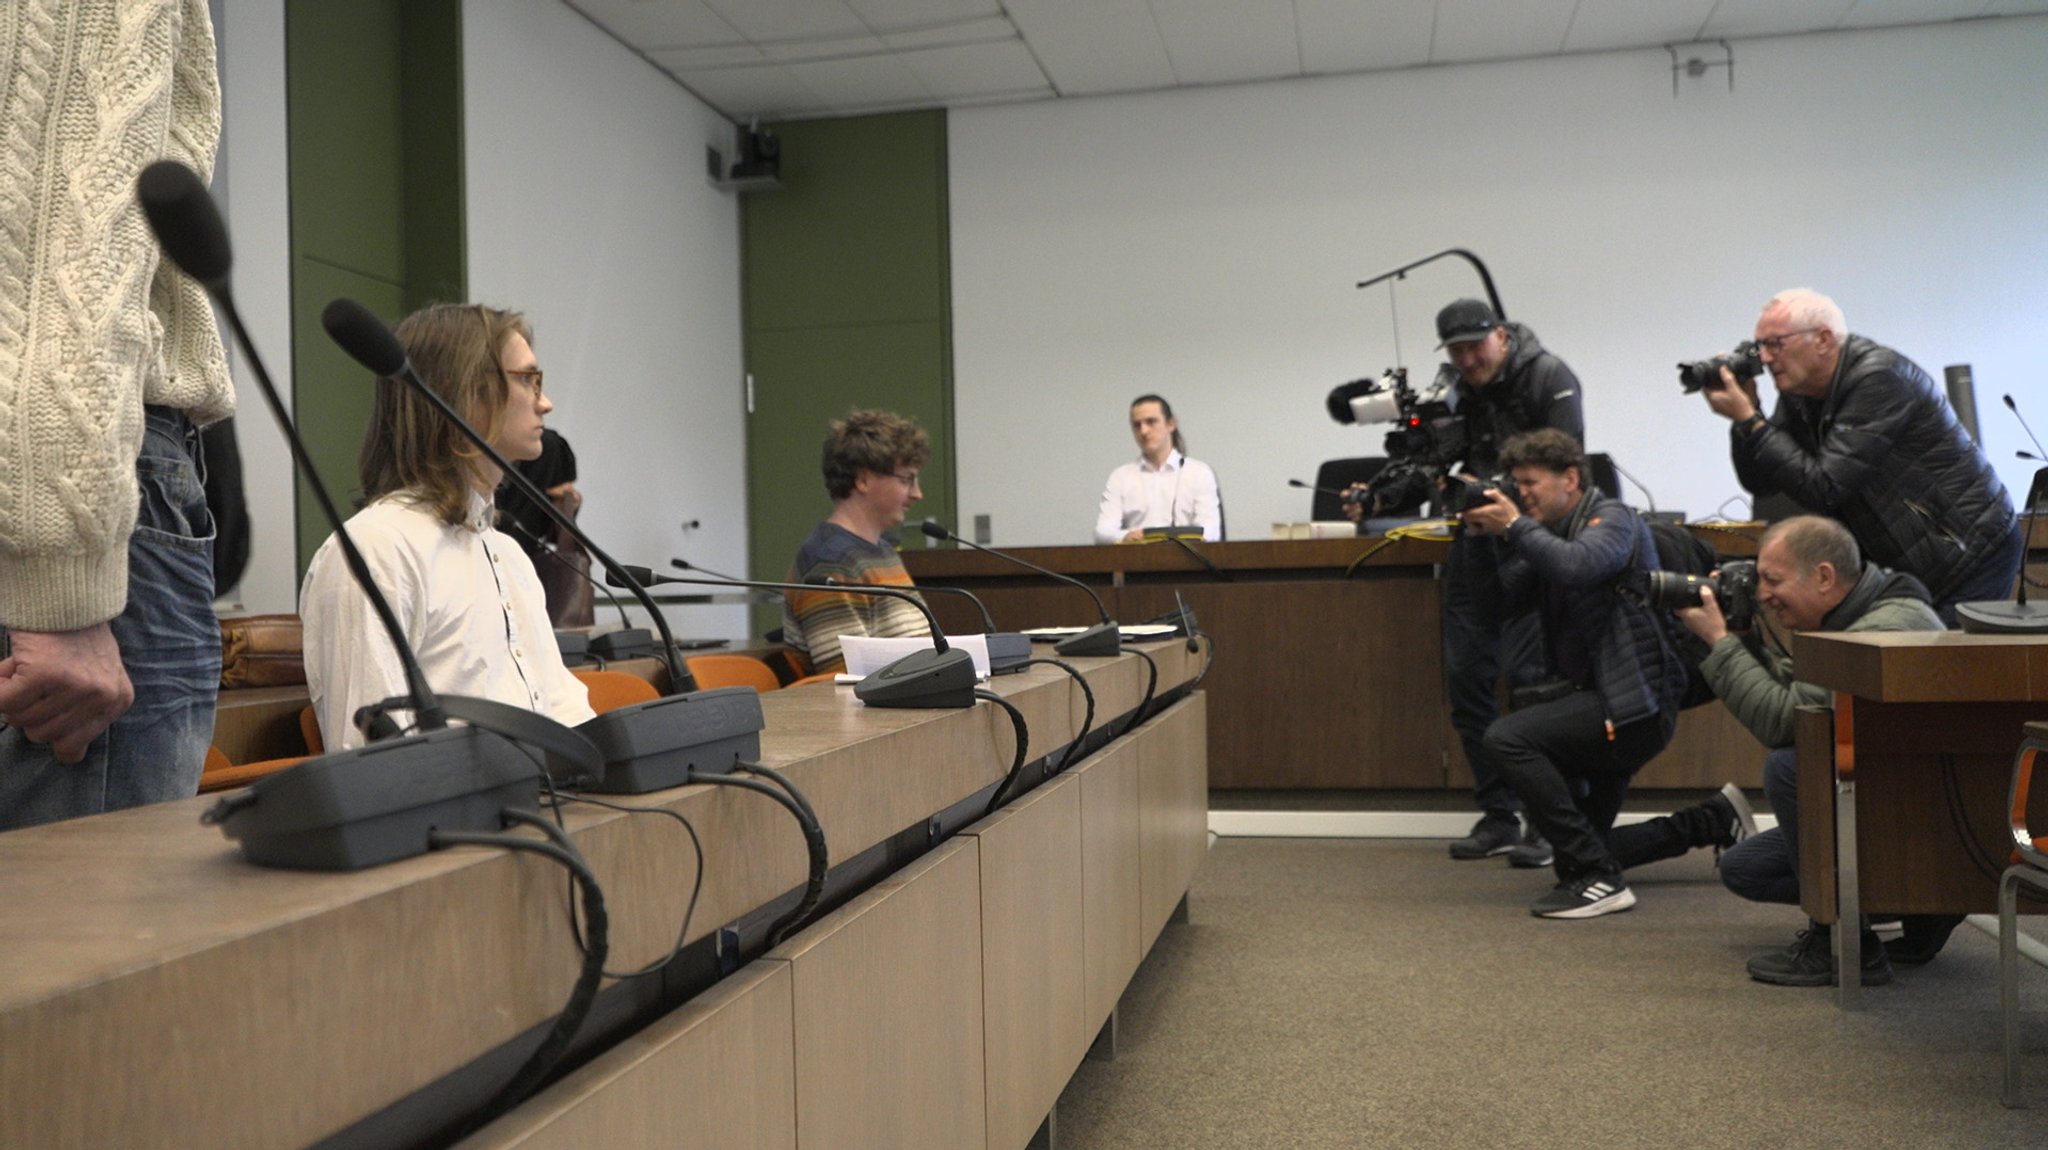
[1443,532,1547,816]
[1719,746,1800,905]
[0,407,220,831]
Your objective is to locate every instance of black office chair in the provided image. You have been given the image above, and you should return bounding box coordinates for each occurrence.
[1587,453,1621,501]
[1310,457,1391,520]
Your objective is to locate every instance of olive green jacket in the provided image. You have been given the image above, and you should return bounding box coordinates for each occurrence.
[1699,594,1944,749]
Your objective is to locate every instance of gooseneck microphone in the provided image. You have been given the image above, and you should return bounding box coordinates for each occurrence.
[1288,477,1350,499]
[919,518,1120,657]
[139,168,442,733]
[138,159,606,853]
[321,298,695,694]
[1956,394,2046,634]
[615,564,978,708]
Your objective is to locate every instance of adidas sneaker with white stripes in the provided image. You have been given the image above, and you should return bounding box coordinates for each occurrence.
[1531,873,1636,919]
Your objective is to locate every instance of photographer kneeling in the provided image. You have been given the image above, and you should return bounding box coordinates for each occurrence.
[1463,429,1688,919]
[1671,516,1945,986]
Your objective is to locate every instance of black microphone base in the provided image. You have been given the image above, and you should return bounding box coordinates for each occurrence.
[574,687,766,793]
[1957,599,2048,635]
[202,727,539,870]
[855,647,978,708]
[589,627,655,661]
[555,629,592,664]
[1055,622,1123,658]
[986,632,1032,674]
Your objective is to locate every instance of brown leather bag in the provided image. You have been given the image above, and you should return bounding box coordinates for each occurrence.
[218,614,307,688]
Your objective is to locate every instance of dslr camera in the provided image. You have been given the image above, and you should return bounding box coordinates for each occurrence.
[1677,341,1764,394]
[1643,559,1759,632]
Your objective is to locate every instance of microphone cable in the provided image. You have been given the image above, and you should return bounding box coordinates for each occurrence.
[695,770,828,947]
[1164,534,1230,580]
[1116,648,1160,737]
[977,689,1031,816]
[1344,521,1455,579]
[542,791,706,981]
[1016,658,1095,773]
[503,517,635,630]
[430,807,607,1137]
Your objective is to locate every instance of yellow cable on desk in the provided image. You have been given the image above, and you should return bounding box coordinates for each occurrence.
[1345,520,1455,578]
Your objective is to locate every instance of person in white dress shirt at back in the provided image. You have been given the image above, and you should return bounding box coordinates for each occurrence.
[1094,394,1222,544]
[300,304,595,751]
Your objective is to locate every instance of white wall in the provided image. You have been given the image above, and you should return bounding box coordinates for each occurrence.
[464,0,749,640]
[951,18,2048,546]
[215,0,296,614]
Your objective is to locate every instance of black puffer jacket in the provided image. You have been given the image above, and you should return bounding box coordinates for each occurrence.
[1452,322,1585,476]
[1733,334,2015,603]
[1498,492,1686,730]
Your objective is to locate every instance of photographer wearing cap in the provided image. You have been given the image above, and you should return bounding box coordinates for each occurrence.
[1462,429,1687,919]
[1701,288,2020,625]
[1425,300,1588,867]
[1666,516,1945,986]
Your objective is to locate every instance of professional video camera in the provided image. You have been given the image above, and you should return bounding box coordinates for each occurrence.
[1326,366,1479,515]
[1677,341,1764,394]
[1641,559,1759,632]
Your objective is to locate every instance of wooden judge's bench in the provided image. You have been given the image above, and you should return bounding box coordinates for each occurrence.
[905,527,1773,793]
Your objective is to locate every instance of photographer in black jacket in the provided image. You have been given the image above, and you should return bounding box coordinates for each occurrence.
[1427,300,1587,867]
[1702,288,2021,624]
[1462,429,1688,919]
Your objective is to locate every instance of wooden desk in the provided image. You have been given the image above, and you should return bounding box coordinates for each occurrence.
[1,643,1204,1149]
[905,531,1765,792]
[1796,631,2048,1008]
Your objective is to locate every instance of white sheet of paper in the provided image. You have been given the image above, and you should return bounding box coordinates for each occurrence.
[838,633,992,679]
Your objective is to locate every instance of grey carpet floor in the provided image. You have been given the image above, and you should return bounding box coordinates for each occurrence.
[1054,837,2048,1149]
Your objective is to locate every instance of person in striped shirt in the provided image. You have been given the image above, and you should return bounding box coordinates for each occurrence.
[781,410,933,675]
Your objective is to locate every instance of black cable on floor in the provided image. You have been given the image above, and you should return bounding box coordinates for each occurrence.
[978,688,1030,816]
[431,808,608,1136]
[1017,657,1094,773]
[695,772,828,947]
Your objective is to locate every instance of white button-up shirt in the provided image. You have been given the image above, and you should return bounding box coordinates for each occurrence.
[300,489,595,751]
[1094,450,1222,543]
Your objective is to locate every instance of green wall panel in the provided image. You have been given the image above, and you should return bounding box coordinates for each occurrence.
[742,110,954,640]
[286,0,464,571]
[745,321,955,589]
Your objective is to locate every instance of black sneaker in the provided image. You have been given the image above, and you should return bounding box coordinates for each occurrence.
[1530,873,1636,919]
[1449,814,1520,860]
[1708,783,1759,863]
[1884,914,1964,965]
[1506,826,1554,869]
[1746,923,1892,987]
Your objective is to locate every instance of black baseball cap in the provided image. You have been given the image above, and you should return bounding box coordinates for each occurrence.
[1436,299,1502,348]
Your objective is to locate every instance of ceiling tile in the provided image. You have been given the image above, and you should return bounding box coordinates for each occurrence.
[846,0,1005,27]
[1839,0,1994,26]
[1698,0,1859,39]
[652,43,769,70]
[760,33,890,63]
[562,0,742,48]
[1003,0,1176,95]
[784,53,935,108]
[900,41,1050,99]
[700,0,869,42]
[1149,0,1302,86]
[882,15,1018,50]
[1432,0,1580,63]
[1295,0,1435,74]
[662,60,823,119]
[1562,0,1721,52]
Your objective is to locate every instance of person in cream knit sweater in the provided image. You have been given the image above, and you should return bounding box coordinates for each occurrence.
[0,0,235,830]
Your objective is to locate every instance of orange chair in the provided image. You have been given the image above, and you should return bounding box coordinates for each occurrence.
[299,705,324,755]
[788,671,840,688]
[199,744,307,794]
[685,654,781,694]
[573,668,661,713]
